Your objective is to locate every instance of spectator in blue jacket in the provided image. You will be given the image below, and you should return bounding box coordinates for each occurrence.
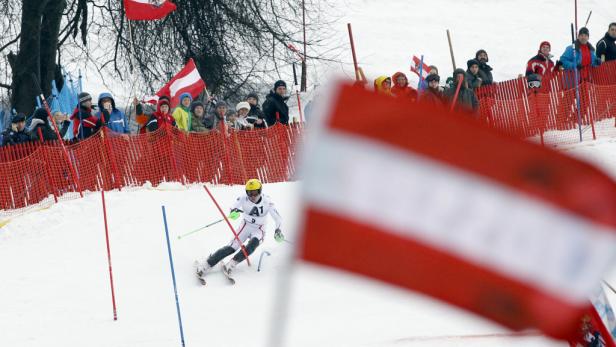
[560,27,601,77]
[97,92,130,134]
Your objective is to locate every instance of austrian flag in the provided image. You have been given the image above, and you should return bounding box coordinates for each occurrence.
[298,82,616,341]
[124,0,177,21]
[156,58,206,107]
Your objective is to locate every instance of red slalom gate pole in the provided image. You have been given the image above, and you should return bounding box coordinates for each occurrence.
[98,172,118,320]
[347,23,360,81]
[450,74,464,112]
[31,73,83,197]
[203,184,251,266]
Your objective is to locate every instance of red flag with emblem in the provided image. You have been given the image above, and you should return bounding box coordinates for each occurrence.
[124,0,177,21]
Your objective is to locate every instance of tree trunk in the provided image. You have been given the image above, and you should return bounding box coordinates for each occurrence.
[10,0,66,115]
[40,0,67,99]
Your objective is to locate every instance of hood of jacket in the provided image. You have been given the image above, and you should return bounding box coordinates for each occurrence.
[374,76,392,94]
[98,92,117,111]
[179,92,193,109]
[391,72,409,88]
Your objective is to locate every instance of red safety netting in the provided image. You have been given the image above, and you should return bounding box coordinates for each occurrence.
[476,60,616,145]
[0,124,304,219]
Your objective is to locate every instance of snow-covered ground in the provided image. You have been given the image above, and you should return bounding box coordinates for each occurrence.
[4,130,616,347]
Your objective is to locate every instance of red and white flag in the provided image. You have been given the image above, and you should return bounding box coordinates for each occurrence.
[156,58,206,107]
[297,82,616,340]
[124,0,177,21]
[410,55,431,79]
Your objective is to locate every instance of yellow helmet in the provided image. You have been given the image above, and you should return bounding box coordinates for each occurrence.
[245,178,262,193]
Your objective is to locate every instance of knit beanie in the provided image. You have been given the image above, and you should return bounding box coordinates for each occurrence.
[78,92,92,104]
[190,101,205,113]
[579,27,590,36]
[274,80,287,90]
[540,41,551,50]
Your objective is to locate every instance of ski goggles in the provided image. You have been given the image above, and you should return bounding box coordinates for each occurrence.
[246,190,260,197]
[528,80,541,89]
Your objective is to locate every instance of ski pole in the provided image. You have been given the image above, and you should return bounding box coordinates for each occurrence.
[177,218,224,239]
[258,251,271,272]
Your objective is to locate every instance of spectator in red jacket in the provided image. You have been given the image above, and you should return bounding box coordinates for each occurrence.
[70,92,104,139]
[391,72,418,100]
[146,96,176,132]
[526,41,555,78]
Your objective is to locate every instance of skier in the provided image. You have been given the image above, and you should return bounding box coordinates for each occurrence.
[195,178,284,282]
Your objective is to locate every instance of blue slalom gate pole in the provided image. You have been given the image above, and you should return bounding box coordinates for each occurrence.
[571,23,584,143]
[416,55,425,97]
[161,206,186,347]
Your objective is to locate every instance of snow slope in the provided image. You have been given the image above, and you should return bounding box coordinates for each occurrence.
[0,181,573,347]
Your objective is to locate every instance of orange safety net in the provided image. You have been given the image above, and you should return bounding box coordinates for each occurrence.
[476,60,616,145]
[0,124,303,219]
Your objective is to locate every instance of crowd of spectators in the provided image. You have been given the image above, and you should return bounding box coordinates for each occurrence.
[2,22,615,146]
[0,79,293,147]
[371,23,616,115]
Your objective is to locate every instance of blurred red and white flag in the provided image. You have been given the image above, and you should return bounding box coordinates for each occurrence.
[124,0,177,21]
[142,95,159,104]
[410,55,431,79]
[297,82,616,340]
[156,58,206,107]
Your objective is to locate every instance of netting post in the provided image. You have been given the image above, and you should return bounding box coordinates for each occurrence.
[165,127,181,183]
[233,131,248,183]
[100,125,123,191]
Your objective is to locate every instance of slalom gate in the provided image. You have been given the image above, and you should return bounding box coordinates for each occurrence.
[2,61,616,218]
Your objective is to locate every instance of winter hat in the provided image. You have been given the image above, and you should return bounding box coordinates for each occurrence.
[467,59,480,69]
[540,41,551,50]
[579,27,590,36]
[425,74,440,83]
[215,100,228,109]
[475,49,488,59]
[274,80,287,90]
[179,92,193,104]
[78,92,92,104]
[453,68,466,79]
[11,113,26,123]
[33,108,49,121]
[246,92,259,101]
[236,101,251,112]
[157,97,170,107]
[190,101,205,113]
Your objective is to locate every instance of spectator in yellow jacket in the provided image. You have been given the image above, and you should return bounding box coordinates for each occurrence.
[172,92,193,131]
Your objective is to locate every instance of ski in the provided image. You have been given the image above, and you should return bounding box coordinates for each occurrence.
[194,261,207,286]
[221,264,236,285]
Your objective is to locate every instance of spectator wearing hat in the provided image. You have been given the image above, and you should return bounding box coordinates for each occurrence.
[373,76,392,96]
[1,113,30,146]
[444,69,479,114]
[526,41,555,78]
[474,49,494,85]
[97,92,129,134]
[466,59,483,90]
[172,92,193,132]
[246,92,266,129]
[204,100,231,131]
[70,92,104,139]
[263,80,290,126]
[189,101,209,133]
[29,108,59,142]
[229,102,254,130]
[146,97,176,132]
[560,27,601,79]
[391,72,418,100]
[597,23,616,62]
[421,74,446,107]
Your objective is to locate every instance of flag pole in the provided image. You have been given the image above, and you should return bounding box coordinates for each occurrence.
[347,23,360,81]
[126,17,141,119]
[446,29,457,71]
